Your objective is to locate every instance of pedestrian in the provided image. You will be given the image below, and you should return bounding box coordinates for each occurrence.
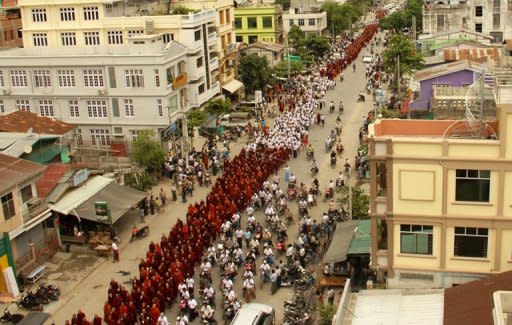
[159,188,167,206]
[327,287,335,305]
[139,206,145,223]
[157,312,168,325]
[284,165,290,183]
[320,114,325,127]
[181,185,187,203]
[111,241,119,262]
[270,269,278,295]
[149,195,155,215]
[171,183,177,202]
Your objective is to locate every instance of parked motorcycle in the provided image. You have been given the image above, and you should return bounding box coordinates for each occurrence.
[0,307,24,324]
[130,225,150,243]
[16,294,43,311]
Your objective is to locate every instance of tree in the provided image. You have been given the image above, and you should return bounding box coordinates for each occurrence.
[382,34,423,93]
[288,25,306,49]
[273,60,303,78]
[322,0,370,36]
[187,109,206,128]
[379,0,422,32]
[337,186,370,219]
[205,98,231,116]
[131,130,165,174]
[238,54,274,95]
[305,34,330,58]
[171,5,197,14]
[319,303,335,325]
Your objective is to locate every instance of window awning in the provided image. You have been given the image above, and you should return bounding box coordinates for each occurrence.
[323,220,358,264]
[222,79,244,94]
[73,182,146,224]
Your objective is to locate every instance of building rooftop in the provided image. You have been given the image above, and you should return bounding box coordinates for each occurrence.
[0,153,46,194]
[444,271,512,325]
[35,163,71,198]
[244,41,285,53]
[419,29,494,41]
[372,119,498,138]
[0,111,75,135]
[414,59,484,82]
[444,47,500,63]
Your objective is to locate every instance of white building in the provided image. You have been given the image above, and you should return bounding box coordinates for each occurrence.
[0,36,190,148]
[283,8,327,36]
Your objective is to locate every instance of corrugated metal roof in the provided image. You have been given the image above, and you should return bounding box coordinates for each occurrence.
[351,290,444,325]
[348,220,371,255]
[48,175,113,215]
[0,153,46,194]
[35,164,71,198]
[323,221,357,264]
[0,132,60,158]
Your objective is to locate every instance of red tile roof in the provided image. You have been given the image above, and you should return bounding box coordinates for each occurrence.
[0,153,46,193]
[0,110,75,135]
[444,270,512,325]
[35,163,71,198]
[374,119,498,137]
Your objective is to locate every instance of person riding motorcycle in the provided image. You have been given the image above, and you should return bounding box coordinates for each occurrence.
[330,151,336,163]
[306,144,314,159]
[310,159,319,174]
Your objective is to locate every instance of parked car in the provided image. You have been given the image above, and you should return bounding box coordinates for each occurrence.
[231,303,275,325]
[362,54,373,63]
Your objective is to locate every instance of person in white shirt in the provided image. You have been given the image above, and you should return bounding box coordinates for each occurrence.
[157,312,169,325]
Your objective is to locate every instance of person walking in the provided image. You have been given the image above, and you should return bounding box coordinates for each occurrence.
[111,241,119,262]
[270,269,278,295]
[157,312,169,325]
[171,183,177,202]
[327,288,335,305]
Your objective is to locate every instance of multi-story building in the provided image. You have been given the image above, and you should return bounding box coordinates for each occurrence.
[282,8,327,36]
[0,0,22,48]
[0,154,52,293]
[0,36,190,148]
[422,0,512,43]
[172,0,243,97]
[16,0,220,109]
[368,104,512,289]
[234,5,284,45]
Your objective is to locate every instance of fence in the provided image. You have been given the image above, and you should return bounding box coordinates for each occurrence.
[332,278,352,325]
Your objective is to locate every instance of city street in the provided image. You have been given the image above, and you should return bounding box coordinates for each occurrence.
[46,28,383,325]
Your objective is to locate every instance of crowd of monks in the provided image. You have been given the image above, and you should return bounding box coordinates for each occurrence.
[66,15,384,325]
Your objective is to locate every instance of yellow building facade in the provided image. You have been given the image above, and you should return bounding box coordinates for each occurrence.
[368,104,512,288]
[234,5,284,45]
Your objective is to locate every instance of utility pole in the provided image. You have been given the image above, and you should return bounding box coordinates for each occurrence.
[412,16,416,41]
[286,39,291,79]
[348,185,353,220]
[479,69,485,136]
[397,55,400,99]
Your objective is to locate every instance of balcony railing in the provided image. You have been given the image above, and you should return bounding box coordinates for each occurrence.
[211,81,220,94]
[208,32,217,44]
[210,57,219,70]
[22,197,48,224]
[173,73,188,90]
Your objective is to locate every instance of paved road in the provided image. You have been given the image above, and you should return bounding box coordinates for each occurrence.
[46,29,385,325]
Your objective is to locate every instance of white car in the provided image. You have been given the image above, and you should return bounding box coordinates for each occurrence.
[362,54,373,63]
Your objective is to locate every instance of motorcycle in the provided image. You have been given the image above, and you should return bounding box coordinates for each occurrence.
[306,150,314,161]
[310,166,318,176]
[330,156,336,168]
[324,188,334,202]
[336,143,344,155]
[0,307,24,324]
[16,295,43,311]
[130,225,150,242]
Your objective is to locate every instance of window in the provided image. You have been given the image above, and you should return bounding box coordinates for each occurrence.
[68,100,79,117]
[83,7,99,20]
[194,30,201,41]
[90,129,110,146]
[130,130,141,142]
[32,9,47,22]
[32,33,48,46]
[455,169,490,202]
[196,57,203,68]
[34,70,51,87]
[234,17,242,29]
[83,69,104,87]
[247,17,257,28]
[166,67,175,86]
[437,15,445,31]
[262,16,273,28]
[111,98,119,117]
[124,99,134,117]
[491,31,503,43]
[308,18,316,26]
[154,69,160,87]
[493,13,500,27]
[236,35,243,43]
[128,30,143,37]
[11,70,28,88]
[454,227,488,258]
[157,99,163,117]
[61,32,76,46]
[225,9,231,24]
[400,225,433,255]
[475,23,483,33]
[39,99,54,117]
[198,83,205,94]
[16,99,30,111]
[0,71,4,87]
[74,128,83,146]
[58,69,75,87]
[84,31,100,45]
[87,99,107,118]
[107,31,123,44]
[475,5,483,16]
[0,100,4,113]
[20,185,33,203]
[162,33,174,43]
[298,19,305,26]
[1,193,15,220]
[248,35,258,44]
[60,7,75,21]
[219,11,225,25]
[289,19,294,26]
[125,69,144,88]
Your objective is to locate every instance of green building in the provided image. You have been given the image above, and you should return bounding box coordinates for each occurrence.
[234,5,284,45]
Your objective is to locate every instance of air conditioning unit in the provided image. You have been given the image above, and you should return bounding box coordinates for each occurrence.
[2,89,11,95]
[97,89,108,96]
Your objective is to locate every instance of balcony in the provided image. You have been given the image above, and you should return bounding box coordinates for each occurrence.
[208,31,217,45]
[211,81,220,94]
[173,73,188,90]
[210,57,219,70]
[22,197,48,224]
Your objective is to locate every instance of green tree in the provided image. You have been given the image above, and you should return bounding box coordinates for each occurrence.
[305,34,330,58]
[322,0,370,36]
[319,303,335,325]
[337,186,370,219]
[187,109,206,128]
[275,0,291,10]
[379,11,408,31]
[239,54,274,95]
[131,130,165,174]
[288,25,306,49]
[205,98,231,115]
[273,60,304,78]
[171,5,197,14]
[382,34,423,92]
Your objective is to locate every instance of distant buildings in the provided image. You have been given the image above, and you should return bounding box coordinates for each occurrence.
[282,8,327,37]
[234,5,284,44]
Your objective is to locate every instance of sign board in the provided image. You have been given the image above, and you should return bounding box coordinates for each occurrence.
[288,55,300,62]
[73,169,89,187]
[95,201,110,223]
[254,90,263,104]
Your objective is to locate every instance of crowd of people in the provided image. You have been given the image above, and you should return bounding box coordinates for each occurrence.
[66,15,382,325]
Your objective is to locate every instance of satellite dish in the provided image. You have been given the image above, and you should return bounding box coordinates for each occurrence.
[23,145,32,154]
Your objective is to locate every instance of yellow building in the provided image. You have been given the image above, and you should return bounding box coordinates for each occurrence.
[234,5,284,45]
[368,104,512,288]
